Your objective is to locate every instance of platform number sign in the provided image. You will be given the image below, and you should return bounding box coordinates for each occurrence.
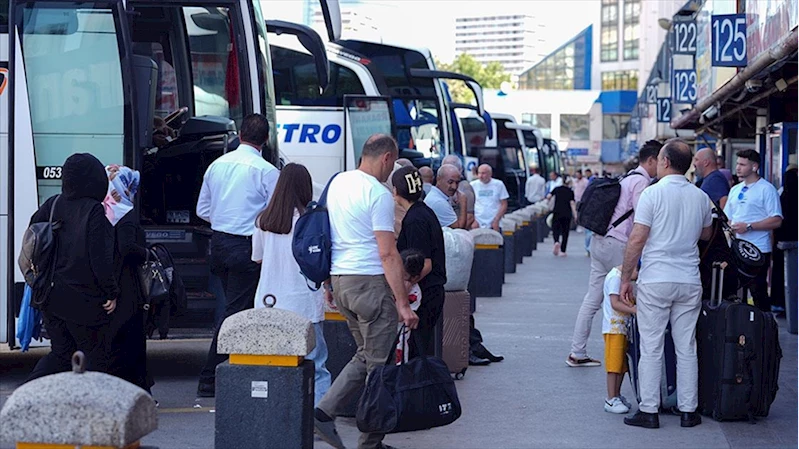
[712,14,747,67]
[673,20,697,54]
[645,84,657,104]
[672,69,697,104]
[656,98,671,123]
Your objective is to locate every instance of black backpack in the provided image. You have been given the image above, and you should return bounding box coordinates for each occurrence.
[18,195,61,305]
[292,173,340,290]
[577,172,643,236]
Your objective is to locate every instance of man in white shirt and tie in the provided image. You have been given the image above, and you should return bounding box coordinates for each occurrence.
[195,113,279,397]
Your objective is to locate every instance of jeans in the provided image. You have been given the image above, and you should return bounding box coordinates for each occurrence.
[199,232,259,387]
[584,229,593,254]
[569,236,625,358]
[307,322,332,406]
[636,282,703,414]
[317,275,398,449]
[27,313,109,383]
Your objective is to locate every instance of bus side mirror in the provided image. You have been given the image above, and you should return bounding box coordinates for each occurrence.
[266,20,330,91]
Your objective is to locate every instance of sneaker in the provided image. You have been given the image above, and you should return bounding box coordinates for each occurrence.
[604,397,630,414]
[553,242,561,256]
[559,252,568,257]
[619,395,632,409]
[565,355,601,367]
[314,416,345,449]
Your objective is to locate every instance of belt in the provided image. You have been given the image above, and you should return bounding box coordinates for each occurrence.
[214,230,252,241]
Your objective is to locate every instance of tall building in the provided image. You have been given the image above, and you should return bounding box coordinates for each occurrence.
[454,15,544,74]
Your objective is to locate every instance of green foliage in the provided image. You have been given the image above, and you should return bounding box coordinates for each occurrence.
[437,53,511,104]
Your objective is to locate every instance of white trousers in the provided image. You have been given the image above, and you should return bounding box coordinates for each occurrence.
[637,282,703,413]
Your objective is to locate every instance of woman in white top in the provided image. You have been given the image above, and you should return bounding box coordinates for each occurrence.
[251,163,330,405]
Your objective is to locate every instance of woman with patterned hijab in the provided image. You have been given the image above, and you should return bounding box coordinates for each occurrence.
[104,165,154,395]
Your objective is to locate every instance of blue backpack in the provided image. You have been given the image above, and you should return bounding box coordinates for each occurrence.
[292,173,340,290]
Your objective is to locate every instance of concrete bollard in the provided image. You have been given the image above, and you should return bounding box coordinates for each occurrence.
[215,298,315,449]
[0,351,157,449]
[504,215,525,265]
[500,218,517,274]
[322,309,359,417]
[512,210,535,257]
[468,229,505,298]
[778,241,798,334]
[522,207,540,249]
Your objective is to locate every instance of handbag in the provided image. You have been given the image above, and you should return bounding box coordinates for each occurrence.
[138,248,170,307]
[356,328,462,434]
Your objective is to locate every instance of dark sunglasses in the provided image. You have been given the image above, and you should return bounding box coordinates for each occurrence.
[737,185,749,201]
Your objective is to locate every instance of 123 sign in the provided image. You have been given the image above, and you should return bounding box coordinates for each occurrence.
[673,20,697,54]
[712,14,747,67]
[672,70,697,104]
[656,98,671,123]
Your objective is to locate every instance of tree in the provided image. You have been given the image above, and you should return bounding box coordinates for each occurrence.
[437,53,511,104]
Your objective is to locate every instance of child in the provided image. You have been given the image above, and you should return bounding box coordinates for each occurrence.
[396,249,425,364]
[602,263,638,414]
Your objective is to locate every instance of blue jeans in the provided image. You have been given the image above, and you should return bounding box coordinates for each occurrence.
[584,229,593,253]
[307,322,332,406]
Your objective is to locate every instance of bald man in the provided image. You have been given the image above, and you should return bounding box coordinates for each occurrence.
[442,155,477,229]
[419,166,434,195]
[471,164,508,231]
[424,164,464,227]
[693,148,730,209]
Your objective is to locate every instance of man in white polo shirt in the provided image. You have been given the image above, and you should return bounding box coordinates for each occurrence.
[424,164,464,228]
[471,164,508,231]
[724,149,783,312]
[620,138,713,430]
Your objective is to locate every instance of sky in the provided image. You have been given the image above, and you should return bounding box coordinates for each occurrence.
[262,0,599,64]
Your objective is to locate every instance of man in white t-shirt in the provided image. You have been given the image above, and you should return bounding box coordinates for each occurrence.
[525,167,546,204]
[424,164,463,228]
[620,138,713,430]
[314,134,419,449]
[724,149,783,312]
[471,164,509,231]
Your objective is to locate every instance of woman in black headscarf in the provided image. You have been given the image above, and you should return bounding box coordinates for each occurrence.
[771,167,797,315]
[26,153,119,382]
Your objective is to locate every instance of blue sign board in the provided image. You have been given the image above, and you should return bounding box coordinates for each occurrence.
[672,69,698,104]
[712,14,748,67]
[672,20,698,55]
[656,98,671,123]
[567,148,589,156]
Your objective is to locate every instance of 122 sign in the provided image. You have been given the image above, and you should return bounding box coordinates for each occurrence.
[673,20,697,54]
[672,70,697,104]
[656,98,671,123]
[712,14,747,67]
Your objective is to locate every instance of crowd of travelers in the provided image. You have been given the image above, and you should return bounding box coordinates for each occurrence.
[19,110,794,446]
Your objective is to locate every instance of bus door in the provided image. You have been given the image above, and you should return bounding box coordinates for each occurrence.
[343,95,395,170]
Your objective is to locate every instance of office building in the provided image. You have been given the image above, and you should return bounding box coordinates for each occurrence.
[454,14,544,74]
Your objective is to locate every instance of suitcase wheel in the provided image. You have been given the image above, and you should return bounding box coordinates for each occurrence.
[453,368,466,380]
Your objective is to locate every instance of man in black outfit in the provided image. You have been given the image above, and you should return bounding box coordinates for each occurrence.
[546,178,578,256]
[195,114,280,397]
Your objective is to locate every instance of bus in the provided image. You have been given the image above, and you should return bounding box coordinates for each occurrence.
[0,0,332,346]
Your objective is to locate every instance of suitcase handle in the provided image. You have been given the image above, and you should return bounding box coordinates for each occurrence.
[708,261,728,309]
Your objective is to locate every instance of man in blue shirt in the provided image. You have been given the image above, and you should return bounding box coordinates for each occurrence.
[693,148,730,208]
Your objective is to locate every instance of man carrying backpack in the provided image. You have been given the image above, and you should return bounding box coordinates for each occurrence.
[566,140,661,367]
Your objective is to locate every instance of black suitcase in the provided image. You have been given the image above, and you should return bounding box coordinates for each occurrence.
[697,262,782,421]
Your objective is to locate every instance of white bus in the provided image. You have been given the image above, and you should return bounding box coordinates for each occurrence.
[0,0,336,346]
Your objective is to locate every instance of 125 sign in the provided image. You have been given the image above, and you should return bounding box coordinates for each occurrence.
[656,98,671,123]
[673,20,697,54]
[672,70,697,104]
[712,14,747,66]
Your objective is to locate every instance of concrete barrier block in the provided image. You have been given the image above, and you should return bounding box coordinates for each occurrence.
[469,228,504,246]
[0,362,157,448]
[500,218,517,233]
[217,307,314,357]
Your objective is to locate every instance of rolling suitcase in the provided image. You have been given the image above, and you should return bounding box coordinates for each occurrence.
[625,317,678,412]
[697,262,782,421]
[439,290,470,379]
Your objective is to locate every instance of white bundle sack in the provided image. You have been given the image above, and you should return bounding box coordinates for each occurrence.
[442,227,475,291]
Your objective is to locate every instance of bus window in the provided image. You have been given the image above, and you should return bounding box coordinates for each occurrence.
[271,46,365,107]
[495,119,519,148]
[18,4,125,204]
[1,0,8,31]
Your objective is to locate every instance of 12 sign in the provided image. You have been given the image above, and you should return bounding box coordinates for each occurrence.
[656,98,671,123]
[712,14,747,67]
[673,20,697,54]
[672,69,697,104]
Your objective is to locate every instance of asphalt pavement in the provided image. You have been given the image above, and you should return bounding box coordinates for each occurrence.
[1,232,796,449]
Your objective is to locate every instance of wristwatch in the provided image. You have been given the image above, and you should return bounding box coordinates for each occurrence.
[745,223,753,232]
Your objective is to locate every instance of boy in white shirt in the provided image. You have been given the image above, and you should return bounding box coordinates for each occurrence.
[603,264,638,414]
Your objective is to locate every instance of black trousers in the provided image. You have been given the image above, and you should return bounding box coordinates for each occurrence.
[552,215,572,252]
[107,309,152,392]
[747,252,773,312]
[409,285,445,358]
[199,232,259,386]
[26,313,109,383]
[771,247,785,310]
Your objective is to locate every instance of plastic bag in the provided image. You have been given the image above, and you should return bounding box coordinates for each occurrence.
[16,284,42,352]
[442,228,474,291]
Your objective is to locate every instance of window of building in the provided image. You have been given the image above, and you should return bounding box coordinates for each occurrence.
[560,115,590,140]
[623,0,641,60]
[601,70,638,90]
[603,114,631,139]
[601,0,619,62]
[521,113,552,138]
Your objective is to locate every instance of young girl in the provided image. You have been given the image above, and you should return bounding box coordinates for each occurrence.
[602,263,638,414]
[396,248,425,363]
[251,163,330,406]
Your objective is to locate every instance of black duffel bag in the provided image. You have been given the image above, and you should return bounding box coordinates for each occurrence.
[356,328,462,434]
